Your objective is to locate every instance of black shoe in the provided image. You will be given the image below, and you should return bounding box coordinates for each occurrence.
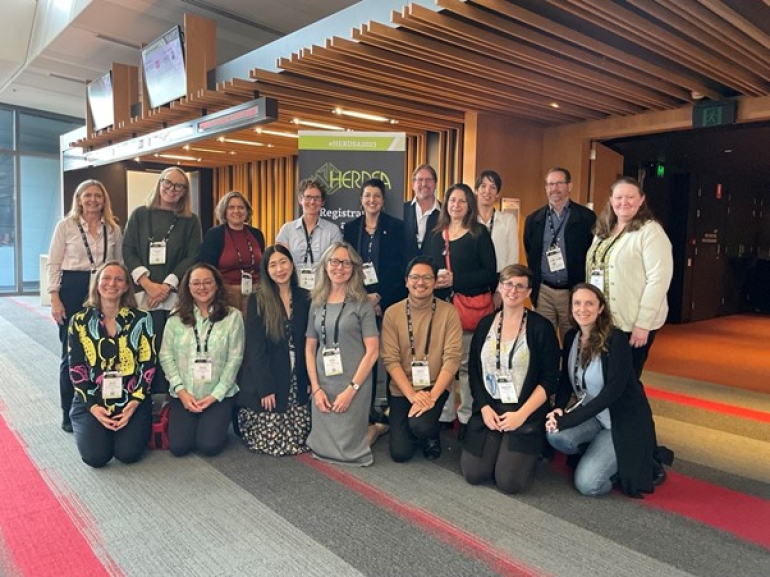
[423,439,442,461]
[653,461,667,486]
[457,424,468,442]
[61,411,73,433]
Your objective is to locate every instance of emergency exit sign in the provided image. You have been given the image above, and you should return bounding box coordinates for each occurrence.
[693,100,737,128]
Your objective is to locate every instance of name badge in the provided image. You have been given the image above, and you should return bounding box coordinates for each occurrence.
[102,370,123,400]
[589,269,604,291]
[546,246,565,273]
[194,357,213,384]
[362,262,379,286]
[496,373,519,404]
[322,347,343,377]
[149,241,167,265]
[241,271,253,295]
[411,360,431,390]
[299,266,315,290]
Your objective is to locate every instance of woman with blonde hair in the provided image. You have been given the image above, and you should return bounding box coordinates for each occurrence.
[305,242,379,466]
[123,167,202,394]
[48,179,123,432]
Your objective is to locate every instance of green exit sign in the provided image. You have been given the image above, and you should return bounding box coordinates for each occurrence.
[693,101,737,128]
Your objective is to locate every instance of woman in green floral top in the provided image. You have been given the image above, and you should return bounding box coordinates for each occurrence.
[68,261,157,468]
[160,263,244,456]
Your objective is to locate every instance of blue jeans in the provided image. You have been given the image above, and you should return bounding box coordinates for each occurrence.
[547,418,617,496]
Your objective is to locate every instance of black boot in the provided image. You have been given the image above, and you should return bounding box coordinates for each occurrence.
[61,409,73,433]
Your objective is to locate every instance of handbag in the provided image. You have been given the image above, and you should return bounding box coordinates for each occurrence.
[148,402,170,450]
[443,230,494,332]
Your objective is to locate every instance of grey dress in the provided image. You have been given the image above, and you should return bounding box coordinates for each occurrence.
[306,299,378,466]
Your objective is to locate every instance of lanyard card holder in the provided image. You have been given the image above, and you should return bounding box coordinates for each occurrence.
[102,370,123,400]
[411,360,430,389]
[149,241,167,265]
[322,347,343,377]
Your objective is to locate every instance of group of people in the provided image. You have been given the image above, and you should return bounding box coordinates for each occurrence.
[48,162,673,499]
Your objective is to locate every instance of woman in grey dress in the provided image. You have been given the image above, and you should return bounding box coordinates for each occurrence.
[306,242,380,466]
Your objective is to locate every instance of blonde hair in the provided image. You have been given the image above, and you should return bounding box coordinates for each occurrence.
[86,261,138,310]
[68,180,118,231]
[146,167,192,217]
[310,242,368,307]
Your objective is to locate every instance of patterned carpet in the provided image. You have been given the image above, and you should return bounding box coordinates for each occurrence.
[0,296,767,576]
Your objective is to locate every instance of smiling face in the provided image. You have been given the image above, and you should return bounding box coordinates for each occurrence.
[571,288,604,331]
[412,168,437,204]
[447,188,470,222]
[610,182,645,224]
[97,264,128,304]
[475,176,499,210]
[326,247,353,287]
[406,263,436,302]
[189,267,218,309]
[544,170,572,210]
[78,185,105,216]
[158,170,188,210]
[225,196,248,229]
[299,187,324,218]
[498,275,531,309]
[361,185,384,217]
[267,250,294,287]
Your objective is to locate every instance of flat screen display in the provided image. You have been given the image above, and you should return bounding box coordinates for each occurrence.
[87,72,114,131]
[142,25,186,109]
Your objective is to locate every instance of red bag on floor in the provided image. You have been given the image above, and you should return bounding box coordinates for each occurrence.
[148,403,170,450]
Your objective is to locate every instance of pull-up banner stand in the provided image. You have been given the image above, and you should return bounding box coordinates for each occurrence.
[297,131,406,229]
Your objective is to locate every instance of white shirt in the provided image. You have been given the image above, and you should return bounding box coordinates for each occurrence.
[412,197,440,247]
[479,210,519,272]
[47,217,123,292]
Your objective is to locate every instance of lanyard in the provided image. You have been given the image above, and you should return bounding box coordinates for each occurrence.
[320,300,346,347]
[148,211,179,243]
[547,205,569,248]
[357,218,377,262]
[301,219,316,264]
[193,320,214,354]
[589,230,624,269]
[572,337,587,395]
[495,309,527,371]
[226,226,256,272]
[77,222,107,268]
[406,297,436,361]
[98,309,126,371]
[484,209,495,235]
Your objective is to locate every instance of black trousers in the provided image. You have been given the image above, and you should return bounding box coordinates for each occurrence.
[168,396,234,457]
[624,329,658,381]
[57,271,91,413]
[70,396,152,468]
[460,431,539,495]
[389,389,449,463]
[149,309,170,394]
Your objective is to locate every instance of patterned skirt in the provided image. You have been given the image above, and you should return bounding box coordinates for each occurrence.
[238,372,311,456]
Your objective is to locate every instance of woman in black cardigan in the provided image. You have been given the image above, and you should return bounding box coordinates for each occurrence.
[237,245,311,455]
[546,283,669,497]
[461,265,560,494]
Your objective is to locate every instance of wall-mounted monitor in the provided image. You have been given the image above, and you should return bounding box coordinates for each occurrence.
[87,72,114,131]
[142,25,187,109]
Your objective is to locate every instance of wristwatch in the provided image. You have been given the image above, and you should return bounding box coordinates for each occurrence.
[349,381,361,391]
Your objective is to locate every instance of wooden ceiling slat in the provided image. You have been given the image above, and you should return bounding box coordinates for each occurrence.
[554,0,769,95]
[329,35,643,117]
[467,0,722,100]
[700,0,770,52]
[409,1,686,107]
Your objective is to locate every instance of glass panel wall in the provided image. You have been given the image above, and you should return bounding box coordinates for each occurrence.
[0,155,15,291]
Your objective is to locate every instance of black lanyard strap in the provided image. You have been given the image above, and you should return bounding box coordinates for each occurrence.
[226,227,256,272]
[193,320,214,354]
[572,337,587,395]
[320,301,346,347]
[77,222,107,268]
[495,309,527,371]
[148,211,179,243]
[485,209,495,235]
[406,298,436,360]
[547,205,569,248]
[302,219,316,264]
[589,230,624,269]
[358,218,377,262]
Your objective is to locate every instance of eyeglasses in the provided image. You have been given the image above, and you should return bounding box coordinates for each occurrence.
[408,274,435,282]
[500,281,529,292]
[160,178,188,192]
[545,180,568,188]
[302,195,323,203]
[190,279,216,288]
[328,258,353,269]
[413,178,435,184]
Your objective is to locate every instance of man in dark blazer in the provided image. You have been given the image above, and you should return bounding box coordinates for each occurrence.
[403,164,441,260]
[524,167,596,340]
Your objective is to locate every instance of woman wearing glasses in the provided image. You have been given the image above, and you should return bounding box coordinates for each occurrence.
[159,263,244,456]
[48,179,123,432]
[123,167,202,394]
[199,191,265,315]
[461,265,559,494]
[305,242,379,466]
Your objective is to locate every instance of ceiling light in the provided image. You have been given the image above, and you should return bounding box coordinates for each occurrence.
[292,118,344,131]
[333,107,390,123]
[255,128,299,139]
[154,153,201,162]
[218,137,266,147]
[184,145,227,154]
[724,149,733,153]
[550,102,560,108]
